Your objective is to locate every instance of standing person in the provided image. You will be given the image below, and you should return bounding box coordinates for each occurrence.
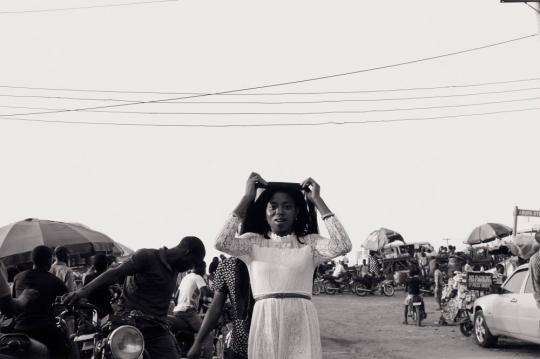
[187,257,253,359]
[64,236,206,359]
[403,267,422,325]
[215,173,352,359]
[50,246,77,292]
[82,253,113,318]
[433,263,444,310]
[463,259,473,273]
[208,256,220,288]
[13,246,69,358]
[528,232,540,309]
[170,261,213,359]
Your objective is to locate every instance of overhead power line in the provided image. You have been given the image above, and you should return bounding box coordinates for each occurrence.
[1,77,539,96]
[2,85,540,105]
[2,96,539,116]
[0,0,177,14]
[0,33,537,118]
[2,107,539,127]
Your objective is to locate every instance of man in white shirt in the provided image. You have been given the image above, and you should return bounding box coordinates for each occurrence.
[170,261,213,358]
[332,259,346,278]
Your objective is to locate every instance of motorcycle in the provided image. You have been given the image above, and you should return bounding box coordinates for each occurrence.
[170,302,233,359]
[322,271,361,295]
[438,284,476,337]
[54,298,146,359]
[0,333,49,359]
[312,275,325,296]
[407,294,426,326]
[354,276,395,297]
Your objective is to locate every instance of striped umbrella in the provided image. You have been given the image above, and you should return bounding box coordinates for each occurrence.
[0,218,123,266]
[466,223,513,245]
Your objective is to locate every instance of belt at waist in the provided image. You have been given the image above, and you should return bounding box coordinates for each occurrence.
[254,293,311,302]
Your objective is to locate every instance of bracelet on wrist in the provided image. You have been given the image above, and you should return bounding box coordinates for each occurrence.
[321,212,335,220]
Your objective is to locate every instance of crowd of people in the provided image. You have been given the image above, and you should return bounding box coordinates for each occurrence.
[0,173,352,359]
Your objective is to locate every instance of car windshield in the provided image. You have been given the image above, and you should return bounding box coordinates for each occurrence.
[502,269,527,293]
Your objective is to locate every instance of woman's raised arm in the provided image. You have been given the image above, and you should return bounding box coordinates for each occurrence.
[302,177,352,260]
[215,172,267,257]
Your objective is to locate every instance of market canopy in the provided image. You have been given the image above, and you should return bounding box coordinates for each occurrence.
[0,218,125,266]
[362,227,405,251]
[465,223,513,245]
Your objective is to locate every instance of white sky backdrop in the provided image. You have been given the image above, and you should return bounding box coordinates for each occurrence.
[1,0,540,263]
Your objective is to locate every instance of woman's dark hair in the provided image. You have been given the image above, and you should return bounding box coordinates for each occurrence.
[241,182,318,241]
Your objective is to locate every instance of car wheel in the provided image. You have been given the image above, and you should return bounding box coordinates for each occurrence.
[473,310,498,348]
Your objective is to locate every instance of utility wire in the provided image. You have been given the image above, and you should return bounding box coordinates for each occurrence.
[2,107,539,127]
[2,85,540,105]
[0,33,537,118]
[2,95,539,116]
[0,0,177,14]
[1,77,539,96]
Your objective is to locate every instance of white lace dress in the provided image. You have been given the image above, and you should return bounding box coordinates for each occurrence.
[215,214,351,359]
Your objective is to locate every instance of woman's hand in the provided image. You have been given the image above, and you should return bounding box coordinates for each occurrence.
[244,172,267,201]
[301,177,321,203]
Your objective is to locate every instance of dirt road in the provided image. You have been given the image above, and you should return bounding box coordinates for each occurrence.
[315,293,540,359]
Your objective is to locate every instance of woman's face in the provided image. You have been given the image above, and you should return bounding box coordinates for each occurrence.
[265,191,299,236]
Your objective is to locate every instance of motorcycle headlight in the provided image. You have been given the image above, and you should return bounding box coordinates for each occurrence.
[107,325,144,359]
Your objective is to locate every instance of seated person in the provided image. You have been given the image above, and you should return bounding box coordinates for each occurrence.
[12,246,69,358]
[332,259,347,282]
[0,263,37,317]
[169,261,213,359]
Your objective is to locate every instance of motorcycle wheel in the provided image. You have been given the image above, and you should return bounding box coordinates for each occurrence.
[312,282,321,296]
[353,283,368,297]
[382,284,395,297]
[324,282,337,295]
[416,307,422,326]
[460,321,473,337]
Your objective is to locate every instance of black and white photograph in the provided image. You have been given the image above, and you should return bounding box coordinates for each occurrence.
[1,1,540,358]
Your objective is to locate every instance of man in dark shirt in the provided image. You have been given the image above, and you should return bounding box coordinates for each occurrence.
[83,253,113,318]
[187,257,253,359]
[403,267,422,325]
[12,245,69,358]
[64,236,206,359]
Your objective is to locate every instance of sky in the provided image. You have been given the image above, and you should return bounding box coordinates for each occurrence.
[1,0,540,264]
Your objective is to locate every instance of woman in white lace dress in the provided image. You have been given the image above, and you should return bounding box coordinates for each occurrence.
[215,173,352,359]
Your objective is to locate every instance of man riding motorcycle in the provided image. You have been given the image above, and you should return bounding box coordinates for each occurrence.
[403,267,423,325]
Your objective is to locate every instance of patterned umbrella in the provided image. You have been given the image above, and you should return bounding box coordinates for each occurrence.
[466,223,513,245]
[362,227,405,251]
[0,218,123,265]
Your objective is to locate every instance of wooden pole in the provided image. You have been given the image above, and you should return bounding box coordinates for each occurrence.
[513,206,519,238]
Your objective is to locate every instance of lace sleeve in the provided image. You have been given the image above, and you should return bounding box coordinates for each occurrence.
[215,214,254,258]
[309,215,352,263]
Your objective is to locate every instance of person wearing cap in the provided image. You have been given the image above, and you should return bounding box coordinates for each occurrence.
[215,173,351,359]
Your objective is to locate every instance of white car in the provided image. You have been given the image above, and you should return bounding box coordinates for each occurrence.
[472,263,540,347]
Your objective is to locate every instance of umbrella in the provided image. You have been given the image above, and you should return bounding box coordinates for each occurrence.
[0,218,123,265]
[506,233,540,260]
[362,227,405,251]
[466,223,513,245]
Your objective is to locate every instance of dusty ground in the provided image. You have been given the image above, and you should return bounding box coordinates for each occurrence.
[315,291,540,359]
